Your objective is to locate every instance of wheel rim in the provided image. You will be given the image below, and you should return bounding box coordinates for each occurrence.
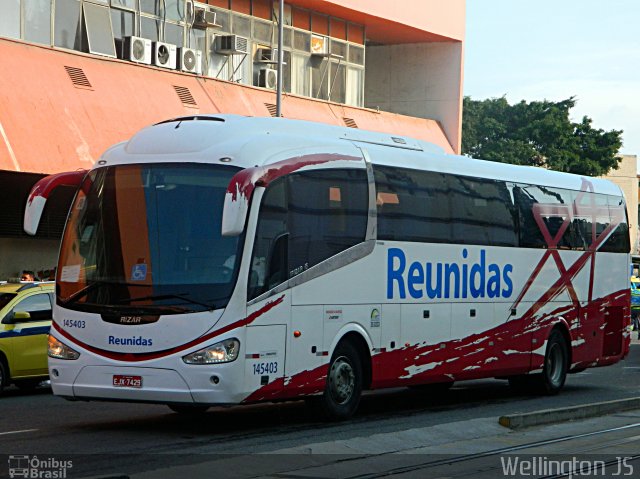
[547,342,565,386]
[328,356,355,405]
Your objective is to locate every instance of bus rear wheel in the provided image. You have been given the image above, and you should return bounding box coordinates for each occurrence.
[509,330,568,395]
[319,341,363,421]
[538,330,569,394]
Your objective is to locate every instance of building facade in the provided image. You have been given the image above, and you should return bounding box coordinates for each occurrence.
[0,0,466,278]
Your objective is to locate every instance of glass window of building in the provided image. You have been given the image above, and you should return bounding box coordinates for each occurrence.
[282,50,292,92]
[54,0,83,50]
[253,18,273,44]
[293,29,309,51]
[330,40,346,59]
[345,67,364,107]
[291,53,310,96]
[111,0,137,9]
[84,2,117,57]
[282,26,292,48]
[164,22,184,47]
[140,16,160,41]
[164,0,185,22]
[211,8,230,32]
[311,56,329,100]
[111,8,136,41]
[348,44,364,65]
[329,61,345,103]
[23,0,52,45]
[188,27,206,52]
[0,0,21,40]
[140,0,161,16]
[231,14,251,37]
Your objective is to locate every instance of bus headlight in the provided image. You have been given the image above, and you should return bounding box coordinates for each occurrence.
[182,338,240,365]
[48,335,80,360]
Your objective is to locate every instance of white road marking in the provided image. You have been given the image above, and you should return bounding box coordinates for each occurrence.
[0,429,38,436]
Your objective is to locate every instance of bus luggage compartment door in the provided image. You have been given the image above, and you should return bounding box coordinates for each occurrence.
[243,325,286,395]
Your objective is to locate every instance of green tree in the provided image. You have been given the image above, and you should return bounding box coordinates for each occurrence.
[462,96,623,176]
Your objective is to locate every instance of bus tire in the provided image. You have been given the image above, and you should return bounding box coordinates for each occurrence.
[537,330,569,395]
[320,341,363,421]
[168,404,209,415]
[509,330,569,395]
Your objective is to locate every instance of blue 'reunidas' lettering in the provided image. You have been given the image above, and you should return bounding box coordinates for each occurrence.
[387,248,406,299]
[387,249,514,300]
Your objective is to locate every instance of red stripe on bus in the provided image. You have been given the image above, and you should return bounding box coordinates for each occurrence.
[52,295,285,362]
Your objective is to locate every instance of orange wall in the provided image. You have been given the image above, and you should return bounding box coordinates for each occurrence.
[0,39,453,175]
[287,0,465,43]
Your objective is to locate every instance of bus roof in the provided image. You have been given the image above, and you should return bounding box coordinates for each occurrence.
[99,115,623,198]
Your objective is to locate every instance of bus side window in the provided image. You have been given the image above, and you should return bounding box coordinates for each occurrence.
[267,233,289,290]
[601,195,630,253]
[248,169,368,301]
[249,178,288,300]
[287,169,368,273]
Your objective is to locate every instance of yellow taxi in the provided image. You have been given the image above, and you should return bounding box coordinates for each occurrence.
[0,280,54,393]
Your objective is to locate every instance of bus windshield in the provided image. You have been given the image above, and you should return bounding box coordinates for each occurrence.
[56,163,242,315]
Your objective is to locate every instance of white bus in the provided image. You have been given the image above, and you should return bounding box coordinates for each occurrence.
[25,115,631,419]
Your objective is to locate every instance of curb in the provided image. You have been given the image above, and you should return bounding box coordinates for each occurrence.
[499,397,640,429]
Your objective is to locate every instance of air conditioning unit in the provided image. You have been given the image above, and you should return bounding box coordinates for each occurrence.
[193,8,217,29]
[178,47,202,74]
[123,36,152,65]
[215,35,249,55]
[258,68,278,89]
[152,41,177,69]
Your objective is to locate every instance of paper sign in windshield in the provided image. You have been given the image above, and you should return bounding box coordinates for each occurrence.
[60,264,81,283]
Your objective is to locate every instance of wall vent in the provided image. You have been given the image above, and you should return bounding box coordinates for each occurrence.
[343,117,358,128]
[64,66,92,89]
[265,103,279,117]
[173,85,197,107]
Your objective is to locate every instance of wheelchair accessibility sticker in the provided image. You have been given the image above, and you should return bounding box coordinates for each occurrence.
[131,263,148,281]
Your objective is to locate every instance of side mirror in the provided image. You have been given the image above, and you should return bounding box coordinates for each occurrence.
[11,311,31,323]
[24,170,87,235]
[222,168,259,237]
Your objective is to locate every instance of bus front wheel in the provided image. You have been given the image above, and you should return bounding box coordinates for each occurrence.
[320,341,363,421]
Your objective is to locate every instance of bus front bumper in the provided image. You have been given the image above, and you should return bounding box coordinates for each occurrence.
[49,363,246,405]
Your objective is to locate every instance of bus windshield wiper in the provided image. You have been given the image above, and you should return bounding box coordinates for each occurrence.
[116,293,216,311]
[60,281,151,306]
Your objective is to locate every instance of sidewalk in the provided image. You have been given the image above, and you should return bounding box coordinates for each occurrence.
[127,410,640,479]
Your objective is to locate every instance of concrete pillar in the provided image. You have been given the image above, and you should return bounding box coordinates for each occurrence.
[364,41,463,153]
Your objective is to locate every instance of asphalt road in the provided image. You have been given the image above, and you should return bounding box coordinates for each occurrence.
[0,343,638,477]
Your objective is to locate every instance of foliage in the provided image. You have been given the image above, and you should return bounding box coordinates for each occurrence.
[462,96,623,176]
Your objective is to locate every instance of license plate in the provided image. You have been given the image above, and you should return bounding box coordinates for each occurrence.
[113,375,142,388]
